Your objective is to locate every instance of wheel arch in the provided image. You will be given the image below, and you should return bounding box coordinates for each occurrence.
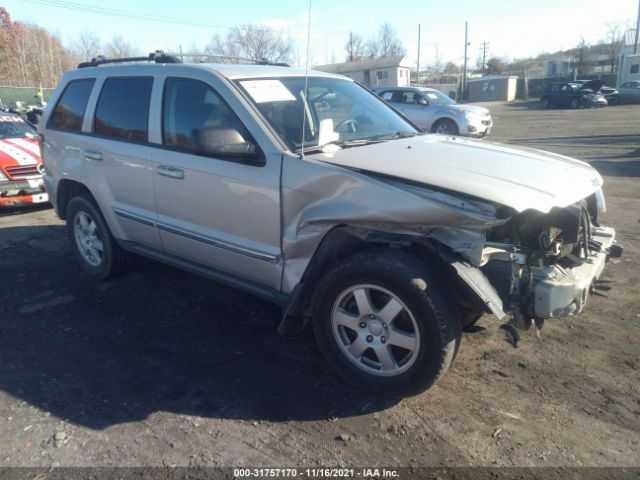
[278,225,491,335]
[56,179,96,220]
[430,116,460,133]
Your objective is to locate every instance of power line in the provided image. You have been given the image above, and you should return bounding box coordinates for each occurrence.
[19,0,296,32]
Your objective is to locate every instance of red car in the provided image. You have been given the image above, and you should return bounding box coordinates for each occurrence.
[0,112,48,207]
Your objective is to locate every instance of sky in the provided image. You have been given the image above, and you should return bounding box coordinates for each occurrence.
[3,0,638,68]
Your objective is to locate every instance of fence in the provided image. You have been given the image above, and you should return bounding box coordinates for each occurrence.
[0,86,56,109]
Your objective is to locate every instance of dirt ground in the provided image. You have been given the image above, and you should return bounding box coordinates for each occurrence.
[0,101,639,471]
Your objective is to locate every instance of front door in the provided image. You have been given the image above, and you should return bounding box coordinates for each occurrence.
[151,76,283,291]
[395,90,430,130]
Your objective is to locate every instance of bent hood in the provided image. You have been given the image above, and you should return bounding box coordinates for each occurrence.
[310,135,602,214]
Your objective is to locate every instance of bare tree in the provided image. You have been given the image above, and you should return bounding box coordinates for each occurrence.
[206,24,294,64]
[345,31,365,62]
[0,20,74,87]
[486,57,505,74]
[376,22,406,58]
[357,23,406,59]
[364,36,379,59]
[70,30,102,63]
[605,23,622,73]
[443,62,460,75]
[105,35,140,58]
[575,38,594,77]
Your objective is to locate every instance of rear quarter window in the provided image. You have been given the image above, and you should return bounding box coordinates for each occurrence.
[48,79,95,131]
[94,77,153,142]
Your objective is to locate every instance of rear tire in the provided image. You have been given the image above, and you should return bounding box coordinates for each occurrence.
[66,194,131,280]
[312,249,461,397]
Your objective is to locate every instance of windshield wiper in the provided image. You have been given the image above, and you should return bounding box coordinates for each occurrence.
[299,131,421,155]
[374,131,420,140]
[300,138,386,154]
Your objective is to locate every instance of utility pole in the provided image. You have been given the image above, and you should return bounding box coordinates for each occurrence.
[462,21,468,101]
[479,41,490,75]
[416,24,421,86]
[634,0,640,54]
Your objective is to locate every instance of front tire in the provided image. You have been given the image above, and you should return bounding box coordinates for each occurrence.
[432,118,459,135]
[66,194,131,280]
[312,250,461,397]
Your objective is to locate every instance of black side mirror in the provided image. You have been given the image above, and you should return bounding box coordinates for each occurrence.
[192,127,262,164]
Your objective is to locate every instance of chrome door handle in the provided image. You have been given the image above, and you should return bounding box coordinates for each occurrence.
[156,165,184,179]
[83,150,102,161]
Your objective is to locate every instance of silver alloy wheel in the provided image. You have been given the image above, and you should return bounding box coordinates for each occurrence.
[435,122,452,134]
[331,284,420,377]
[73,211,104,267]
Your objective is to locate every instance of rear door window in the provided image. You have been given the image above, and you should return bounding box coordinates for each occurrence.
[94,77,153,142]
[48,79,95,131]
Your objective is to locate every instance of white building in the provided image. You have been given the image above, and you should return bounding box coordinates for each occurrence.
[314,56,411,88]
[542,58,572,78]
[618,29,640,86]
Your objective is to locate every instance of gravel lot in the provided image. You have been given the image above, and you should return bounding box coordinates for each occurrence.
[1,101,639,471]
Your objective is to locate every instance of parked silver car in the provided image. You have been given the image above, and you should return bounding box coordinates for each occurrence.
[373,86,492,136]
[41,53,620,397]
[619,80,640,103]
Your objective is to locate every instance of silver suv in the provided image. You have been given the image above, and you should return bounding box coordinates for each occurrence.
[373,86,492,136]
[41,53,620,397]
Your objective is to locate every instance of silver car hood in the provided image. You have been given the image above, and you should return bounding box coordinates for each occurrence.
[446,104,490,115]
[311,135,603,213]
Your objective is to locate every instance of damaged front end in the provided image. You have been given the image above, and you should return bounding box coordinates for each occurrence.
[480,190,621,331]
[280,151,620,337]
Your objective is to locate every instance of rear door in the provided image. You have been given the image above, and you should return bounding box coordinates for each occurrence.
[81,75,161,249]
[150,73,283,291]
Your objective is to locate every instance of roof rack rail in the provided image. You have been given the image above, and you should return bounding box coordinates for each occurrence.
[163,53,290,67]
[77,51,291,69]
[77,50,182,68]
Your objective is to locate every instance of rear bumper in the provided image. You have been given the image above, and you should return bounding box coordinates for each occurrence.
[533,226,618,318]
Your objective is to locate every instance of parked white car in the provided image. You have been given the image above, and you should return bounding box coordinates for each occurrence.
[373,86,492,136]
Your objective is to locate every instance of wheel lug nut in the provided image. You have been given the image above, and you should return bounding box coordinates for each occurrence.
[359,322,366,328]
[383,323,388,328]
[366,335,373,343]
[381,336,386,343]
[368,314,375,319]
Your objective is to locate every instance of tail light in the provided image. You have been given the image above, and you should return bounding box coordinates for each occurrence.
[38,133,46,165]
